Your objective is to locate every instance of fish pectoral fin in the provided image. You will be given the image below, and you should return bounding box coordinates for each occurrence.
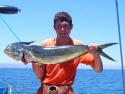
[98,43,118,49]
[22,51,33,63]
[100,50,116,62]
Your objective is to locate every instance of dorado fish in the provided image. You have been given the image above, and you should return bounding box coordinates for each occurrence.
[4,42,117,64]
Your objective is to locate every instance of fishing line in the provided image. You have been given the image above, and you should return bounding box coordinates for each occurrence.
[115,0,125,93]
[0,15,21,42]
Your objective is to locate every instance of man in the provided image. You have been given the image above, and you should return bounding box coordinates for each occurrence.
[22,11,103,94]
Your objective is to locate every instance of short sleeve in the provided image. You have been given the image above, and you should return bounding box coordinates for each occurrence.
[79,53,94,65]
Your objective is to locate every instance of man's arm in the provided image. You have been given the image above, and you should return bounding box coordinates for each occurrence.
[21,55,45,80]
[88,44,103,73]
[32,63,46,80]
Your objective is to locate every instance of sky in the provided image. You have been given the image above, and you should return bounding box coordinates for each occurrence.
[0,0,125,69]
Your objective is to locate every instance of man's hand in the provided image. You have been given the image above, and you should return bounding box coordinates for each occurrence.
[88,44,103,72]
[88,44,99,55]
[21,53,31,65]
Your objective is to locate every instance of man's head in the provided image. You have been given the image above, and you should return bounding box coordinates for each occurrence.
[53,12,73,38]
[54,11,72,27]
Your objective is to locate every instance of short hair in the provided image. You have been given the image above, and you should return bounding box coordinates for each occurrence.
[54,12,72,27]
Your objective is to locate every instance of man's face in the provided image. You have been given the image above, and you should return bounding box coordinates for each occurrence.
[54,21,72,38]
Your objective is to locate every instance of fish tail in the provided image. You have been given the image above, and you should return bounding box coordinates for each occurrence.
[98,43,118,62]
[98,43,118,49]
[100,50,116,62]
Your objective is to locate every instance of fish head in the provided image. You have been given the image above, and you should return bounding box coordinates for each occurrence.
[4,42,25,61]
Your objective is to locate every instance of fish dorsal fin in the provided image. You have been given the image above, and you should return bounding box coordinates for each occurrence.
[20,41,34,45]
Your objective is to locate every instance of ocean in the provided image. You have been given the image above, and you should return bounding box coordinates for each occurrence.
[0,68,124,94]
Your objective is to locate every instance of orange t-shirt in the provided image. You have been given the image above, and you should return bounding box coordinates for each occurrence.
[39,38,94,86]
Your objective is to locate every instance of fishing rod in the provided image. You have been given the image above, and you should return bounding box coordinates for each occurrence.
[0,5,21,42]
[0,5,20,14]
[115,0,125,93]
[0,6,20,94]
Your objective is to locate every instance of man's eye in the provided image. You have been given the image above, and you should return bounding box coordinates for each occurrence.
[57,25,61,28]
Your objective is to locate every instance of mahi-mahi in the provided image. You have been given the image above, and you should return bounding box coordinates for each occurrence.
[4,42,117,64]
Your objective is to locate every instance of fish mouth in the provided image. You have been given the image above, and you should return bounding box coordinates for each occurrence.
[4,49,20,61]
[4,48,10,55]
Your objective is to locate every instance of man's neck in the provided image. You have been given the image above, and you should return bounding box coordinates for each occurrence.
[55,37,71,46]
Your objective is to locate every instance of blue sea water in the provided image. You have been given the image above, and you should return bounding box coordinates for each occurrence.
[0,68,124,94]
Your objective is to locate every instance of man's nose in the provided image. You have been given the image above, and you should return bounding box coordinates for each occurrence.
[61,27,65,31]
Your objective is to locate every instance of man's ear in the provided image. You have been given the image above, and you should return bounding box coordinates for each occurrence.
[70,24,73,30]
[53,25,56,30]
